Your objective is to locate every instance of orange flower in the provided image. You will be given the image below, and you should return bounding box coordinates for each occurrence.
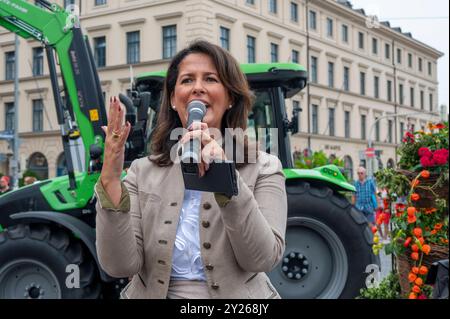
[411,252,419,260]
[417,237,425,245]
[411,179,420,187]
[420,170,430,178]
[404,237,412,247]
[411,244,419,252]
[413,228,423,237]
[415,277,423,286]
[431,230,437,235]
[434,223,443,230]
[422,244,431,255]
[419,266,428,275]
[409,292,417,299]
[412,267,419,274]
[441,238,449,244]
[371,226,378,234]
[411,193,420,201]
[407,207,416,216]
[407,215,417,224]
[412,285,421,294]
[425,208,437,214]
[408,273,417,282]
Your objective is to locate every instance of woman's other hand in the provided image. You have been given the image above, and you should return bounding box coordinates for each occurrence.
[180,122,226,177]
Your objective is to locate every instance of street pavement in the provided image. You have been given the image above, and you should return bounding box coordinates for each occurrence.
[379,243,393,281]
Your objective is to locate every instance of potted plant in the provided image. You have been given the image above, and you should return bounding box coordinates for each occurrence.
[374,122,449,299]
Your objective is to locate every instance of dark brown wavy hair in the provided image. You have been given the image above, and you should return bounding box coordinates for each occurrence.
[150,40,255,167]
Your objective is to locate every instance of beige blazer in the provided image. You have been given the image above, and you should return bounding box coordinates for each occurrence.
[95,152,287,299]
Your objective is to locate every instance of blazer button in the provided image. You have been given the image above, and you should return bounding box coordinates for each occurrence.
[205,264,214,270]
[203,242,211,249]
[202,220,210,228]
[211,283,219,290]
[203,202,212,210]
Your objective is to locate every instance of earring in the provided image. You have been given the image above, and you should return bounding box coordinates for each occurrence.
[171,105,176,110]
[228,104,233,109]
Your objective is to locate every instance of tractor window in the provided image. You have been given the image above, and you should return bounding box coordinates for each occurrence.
[247,89,276,153]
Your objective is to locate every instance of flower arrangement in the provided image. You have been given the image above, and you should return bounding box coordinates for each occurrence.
[374,121,449,299]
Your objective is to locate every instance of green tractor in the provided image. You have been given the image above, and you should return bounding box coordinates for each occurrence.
[0,0,378,299]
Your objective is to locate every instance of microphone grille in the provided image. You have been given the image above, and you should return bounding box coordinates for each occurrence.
[187,100,207,115]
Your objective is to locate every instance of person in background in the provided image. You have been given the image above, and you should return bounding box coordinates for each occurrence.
[352,166,378,228]
[376,187,391,243]
[24,176,38,186]
[0,175,11,194]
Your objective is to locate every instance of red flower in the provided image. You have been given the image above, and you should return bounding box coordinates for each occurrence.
[418,147,432,158]
[435,123,446,130]
[418,294,427,299]
[420,156,434,168]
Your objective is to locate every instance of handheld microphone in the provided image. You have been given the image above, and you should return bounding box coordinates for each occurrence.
[181,100,207,164]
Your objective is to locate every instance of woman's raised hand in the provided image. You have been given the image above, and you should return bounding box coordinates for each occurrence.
[99,96,131,204]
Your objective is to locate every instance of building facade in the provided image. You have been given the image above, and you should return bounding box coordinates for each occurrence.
[0,0,443,181]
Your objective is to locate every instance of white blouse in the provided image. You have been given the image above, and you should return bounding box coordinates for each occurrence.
[170,189,207,281]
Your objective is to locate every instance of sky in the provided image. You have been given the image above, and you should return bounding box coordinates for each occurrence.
[349,0,449,114]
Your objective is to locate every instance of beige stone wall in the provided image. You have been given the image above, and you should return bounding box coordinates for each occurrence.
[0,0,442,181]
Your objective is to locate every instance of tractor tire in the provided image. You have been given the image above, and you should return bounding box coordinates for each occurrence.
[267,181,379,299]
[0,223,101,299]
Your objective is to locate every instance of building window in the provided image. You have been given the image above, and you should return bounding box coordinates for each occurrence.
[410,87,415,107]
[311,56,318,83]
[328,62,334,88]
[32,99,44,132]
[247,36,256,63]
[400,122,405,139]
[328,108,335,136]
[126,31,140,64]
[360,72,366,96]
[293,100,300,131]
[374,76,379,99]
[344,111,350,138]
[290,2,298,22]
[375,118,380,142]
[5,102,14,131]
[270,43,278,63]
[93,36,106,67]
[408,53,413,68]
[372,38,378,55]
[428,62,432,76]
[358,32,364,49]
[342,24,348,43]
[418,58,423,71]
[388,120,393,143]
[399,84,404,105]
[56,153,67,177]
[429,93,433,112]
[343,66,349,91]
[420,90,424,110]
[95,0,106,5]
[397,48,402,64]
[312,104,318,134]
[387,80,392,102]
[5,51,15,81]
[28,152,48,180]
[361,114,366,140]
[269,0,277,14]
[219,26,230,51]
[291,49,299,63]
[32,47,44,76]
[246,0,255,4]
[309,10,317,30]
[64,0,75,8]
[385,43,390,59]
[163,25,177,59]
[326,18,333,37]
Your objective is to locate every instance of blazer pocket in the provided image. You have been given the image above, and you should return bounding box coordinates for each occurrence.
[245,273,278,299]
[120,274,147,299]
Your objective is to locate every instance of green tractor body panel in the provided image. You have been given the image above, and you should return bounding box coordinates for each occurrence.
[284,166,355,192]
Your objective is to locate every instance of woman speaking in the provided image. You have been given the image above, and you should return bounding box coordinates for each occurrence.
[95,40,287,299]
